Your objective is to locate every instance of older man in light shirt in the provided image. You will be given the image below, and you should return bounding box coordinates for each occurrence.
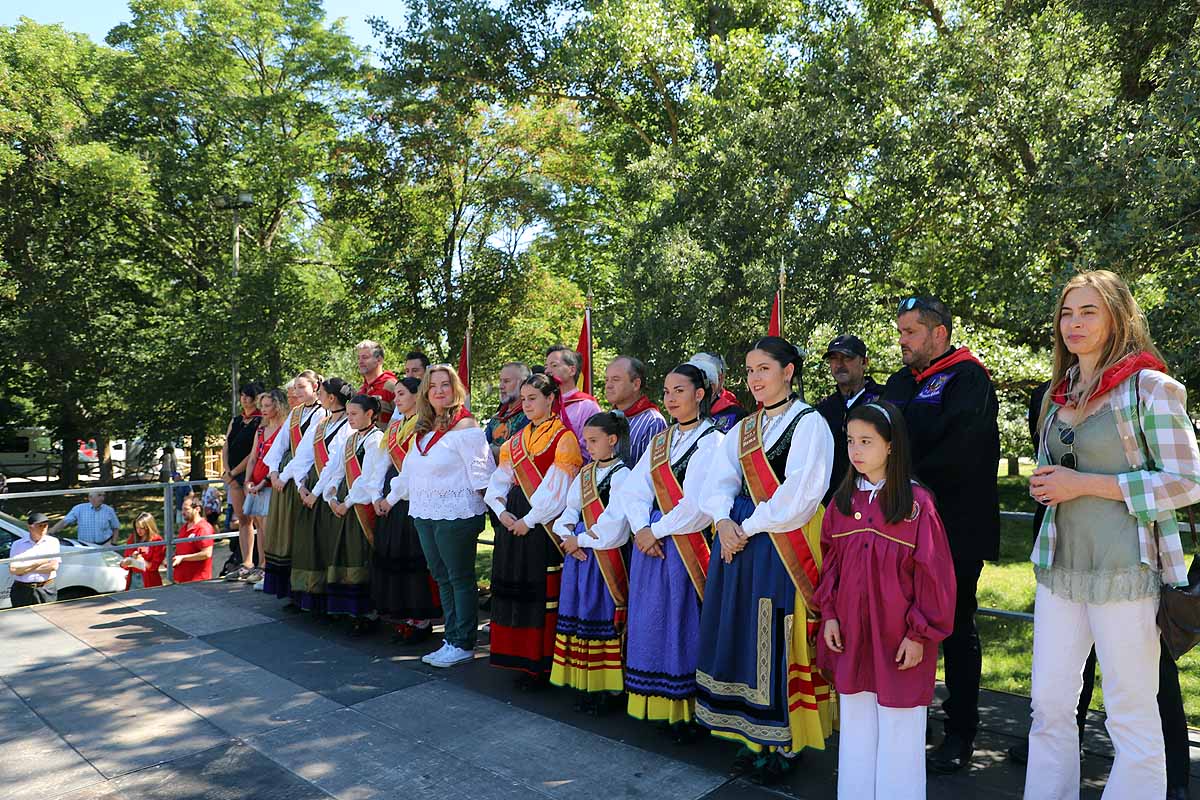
[10,512,61,606]
[50,491,121,545]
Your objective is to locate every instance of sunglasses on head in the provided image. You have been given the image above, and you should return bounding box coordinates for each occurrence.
[897,296,948,322]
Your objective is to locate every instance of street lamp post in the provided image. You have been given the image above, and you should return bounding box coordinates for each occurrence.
[214,192,255,417]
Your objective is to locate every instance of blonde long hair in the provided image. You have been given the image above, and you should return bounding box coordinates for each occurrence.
[414,364,469,436]
[1043,270,1164,419]
[132,512,159,543]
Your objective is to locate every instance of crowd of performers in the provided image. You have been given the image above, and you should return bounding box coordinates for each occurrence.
[238,272,1200,800]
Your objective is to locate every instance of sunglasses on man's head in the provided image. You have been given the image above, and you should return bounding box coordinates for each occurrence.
[897,296,948,324]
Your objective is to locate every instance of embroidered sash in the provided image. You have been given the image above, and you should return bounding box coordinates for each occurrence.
[344,431,377,545]
[509,425,564,555]
[648,428,710,602]
[737,408,821,614]
[288,407,304,456]
[312,419,332,474]
[383,417,417,473]
[580,463,629,625]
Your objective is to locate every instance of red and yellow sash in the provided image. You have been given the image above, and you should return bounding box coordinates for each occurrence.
[509,423,564,555]
[648,428,710,602]
[382,416,418,473]
[288,407,305,456]
[737,409,820,614]
[344,431,377,545]
[312,418,332,474]
[580,463,629,626]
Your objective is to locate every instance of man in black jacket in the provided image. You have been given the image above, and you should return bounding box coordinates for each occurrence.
[814,334,882,504]
[882,296,1000,774]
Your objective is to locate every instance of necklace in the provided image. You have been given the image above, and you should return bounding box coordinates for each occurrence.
[676,417,699,427]
[764,396,792,411]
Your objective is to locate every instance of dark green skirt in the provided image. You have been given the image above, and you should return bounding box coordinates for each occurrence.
[290,465,340,612]
[262,452,300,599]
[326,478,373,617]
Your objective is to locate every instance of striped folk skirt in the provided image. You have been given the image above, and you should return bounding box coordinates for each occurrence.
[550,526,624,693]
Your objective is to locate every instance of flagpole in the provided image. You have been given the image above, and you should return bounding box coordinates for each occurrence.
[778,256,786,339]
[586,290,593,396]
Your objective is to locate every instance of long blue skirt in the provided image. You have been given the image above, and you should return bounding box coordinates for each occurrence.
[695,495,797,748]
[625,510,702,701]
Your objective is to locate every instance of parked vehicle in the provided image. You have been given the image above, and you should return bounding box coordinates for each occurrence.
[0,428,58,479]
[0,511,129,607]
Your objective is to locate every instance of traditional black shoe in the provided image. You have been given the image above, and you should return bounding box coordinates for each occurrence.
[671,722,702,744]
[728,747,759,778]
[573,693,596,713]
[282,602,302,614]
[750,752,799,786]
[1007,740,1028,765]
[928,734,974,774]
[1166,786,1191,800]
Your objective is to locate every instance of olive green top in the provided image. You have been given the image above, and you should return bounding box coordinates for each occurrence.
[1036,405,1159,603]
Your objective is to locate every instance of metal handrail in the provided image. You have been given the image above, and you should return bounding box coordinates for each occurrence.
[1,478,223,501]
[0,530,238,565]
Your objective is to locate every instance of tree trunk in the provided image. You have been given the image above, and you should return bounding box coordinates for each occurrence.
[190,425,208,479]
[59,409,80,488]
[1007,455,1020,476]
[97,434,114,484]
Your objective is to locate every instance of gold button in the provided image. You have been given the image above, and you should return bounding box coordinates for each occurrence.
[854,512,862,520]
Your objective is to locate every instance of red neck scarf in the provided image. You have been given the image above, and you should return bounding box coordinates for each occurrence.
[622,395,658,418]
[710,389,741,415]
[1051,351,1166,407]
[495,400,523,422]
[911,346,990,383]
[416,407,472,455]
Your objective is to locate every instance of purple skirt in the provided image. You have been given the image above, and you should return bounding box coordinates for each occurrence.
[625,511,703,699]
[557,525,621,641]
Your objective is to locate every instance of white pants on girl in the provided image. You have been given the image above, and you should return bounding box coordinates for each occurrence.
[1025,583,1165,800]
[837,691,926,800]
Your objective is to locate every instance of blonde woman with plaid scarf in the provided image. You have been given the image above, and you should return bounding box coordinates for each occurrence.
[1026,270,1200,800]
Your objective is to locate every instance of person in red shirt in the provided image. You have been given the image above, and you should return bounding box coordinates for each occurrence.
[357,340,398,427]
[122,512,166,590]
[816,401,955,800]
[172,495,214,583]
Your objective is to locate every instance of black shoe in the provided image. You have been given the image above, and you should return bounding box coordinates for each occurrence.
[928,734,974,774]
[281,602,302,614]
[728,747,759,778]
[1166,786,1190,800]
[1007,740,1028,765]
[671,721,702,744]
[573,693,596,713]
[750,752,799,786]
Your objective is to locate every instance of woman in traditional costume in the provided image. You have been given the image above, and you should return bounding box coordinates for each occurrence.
[371,377,441,642]
[259,372,323,598]
[696,336,836,785]
[322,394,386,634]
[485,372,583,686]
[613,363,723,740]
[549,411,631,711]
[291,378,353,613]
[237,389,288,583]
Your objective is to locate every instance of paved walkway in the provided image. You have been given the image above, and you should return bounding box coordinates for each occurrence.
[0,581,1195,799]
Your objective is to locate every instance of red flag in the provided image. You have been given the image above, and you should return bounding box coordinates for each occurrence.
[768,291,782,337]
[576,305,592,395]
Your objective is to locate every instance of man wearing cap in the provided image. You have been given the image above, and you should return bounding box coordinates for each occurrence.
[49,491,121,545]
[882,295,1000,774]
[690,352,747,433]
[815,335,882,504]
[9,513,61,606]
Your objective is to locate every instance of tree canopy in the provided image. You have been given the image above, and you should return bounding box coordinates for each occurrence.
[2,1,1197,482]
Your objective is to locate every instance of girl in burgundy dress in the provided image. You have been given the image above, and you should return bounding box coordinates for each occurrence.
[816,401,955,800]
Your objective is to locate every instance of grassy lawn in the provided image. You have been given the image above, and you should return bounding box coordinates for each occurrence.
[969,466,1200,725]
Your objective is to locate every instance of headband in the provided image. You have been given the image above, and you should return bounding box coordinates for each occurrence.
[866,402,891,424]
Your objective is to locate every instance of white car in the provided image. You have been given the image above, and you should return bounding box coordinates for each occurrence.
[0,511,129,608]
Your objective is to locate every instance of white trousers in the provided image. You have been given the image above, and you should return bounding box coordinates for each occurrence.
[1025,584,1165,800]
[837,691,927,800]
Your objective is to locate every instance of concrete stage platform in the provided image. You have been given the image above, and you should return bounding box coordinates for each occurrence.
[1,581,1195,799]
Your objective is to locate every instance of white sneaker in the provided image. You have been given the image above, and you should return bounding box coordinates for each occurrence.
[421,641,450,664]
[252,580,265,591]
[429,644,475,668]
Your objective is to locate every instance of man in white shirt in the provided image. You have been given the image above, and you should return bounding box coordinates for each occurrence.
[9,512,61,606]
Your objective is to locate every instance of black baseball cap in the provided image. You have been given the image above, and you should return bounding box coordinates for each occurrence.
[27,512,50,526]
[824,335,867,360]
